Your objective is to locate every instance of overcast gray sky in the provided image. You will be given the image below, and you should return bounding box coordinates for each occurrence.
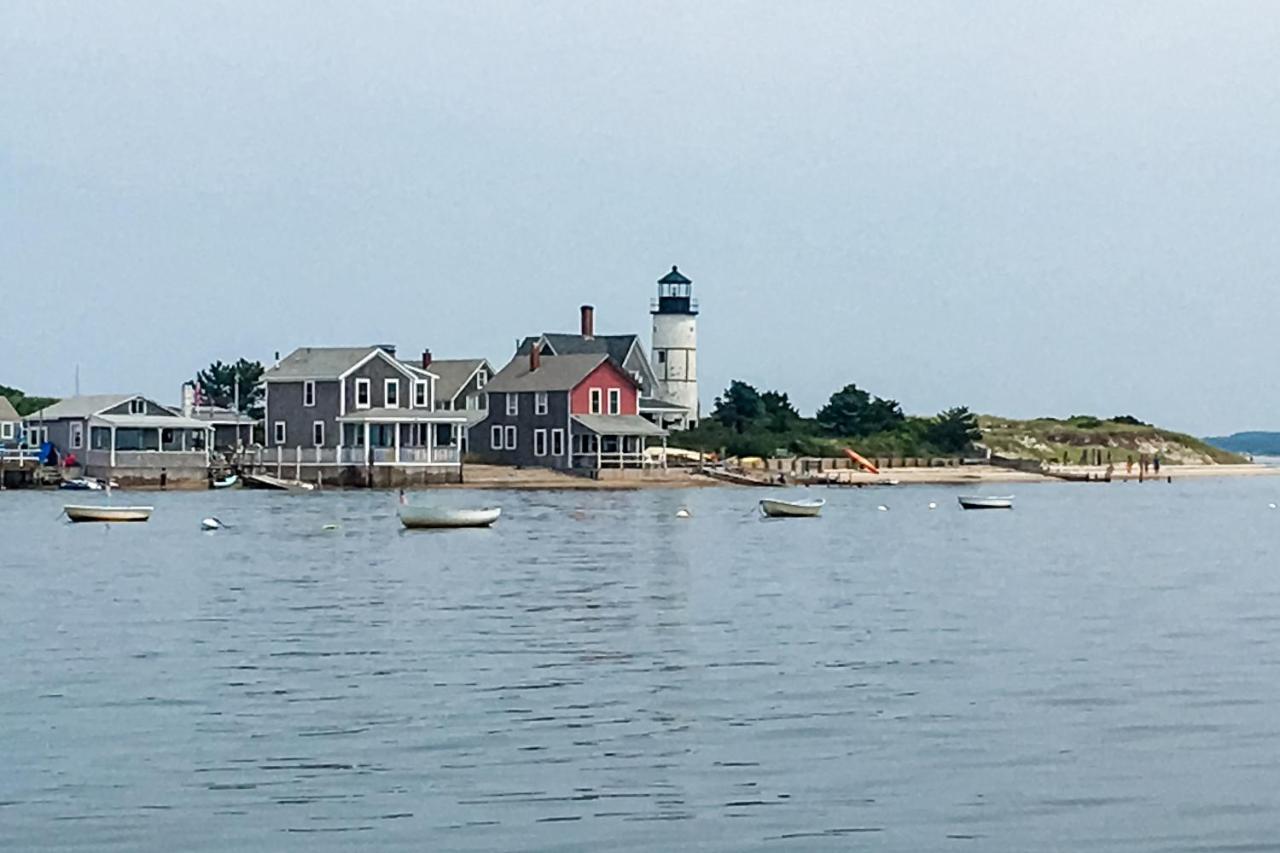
[3,2,1277,434]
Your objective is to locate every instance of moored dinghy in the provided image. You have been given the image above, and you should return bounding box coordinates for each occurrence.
[399,505,502,529]
[957,495,1014,510]
[759,497,826,518]
[64,505,154,523]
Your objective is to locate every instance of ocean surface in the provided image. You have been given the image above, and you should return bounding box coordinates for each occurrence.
[4,478,1280,852]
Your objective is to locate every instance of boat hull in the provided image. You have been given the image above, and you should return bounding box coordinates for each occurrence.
[211,475,239,489]
[399,506,501,529]
[957,496,1014,510]
[64,505,154,523]
[759,498,825,518]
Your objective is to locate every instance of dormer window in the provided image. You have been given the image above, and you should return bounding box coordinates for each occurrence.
[476,370,487,389]
[129,398,146,415]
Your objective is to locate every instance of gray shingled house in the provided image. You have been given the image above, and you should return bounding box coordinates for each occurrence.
[0,396,21,449]
[24,394,212,486]
[401,354,493,453]
[259,345,466,486]
[515,305,692,430]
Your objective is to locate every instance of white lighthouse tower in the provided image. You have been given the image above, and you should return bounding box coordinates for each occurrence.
[651,265,699,426]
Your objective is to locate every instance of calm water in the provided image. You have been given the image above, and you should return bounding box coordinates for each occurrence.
[5,479,1280,851]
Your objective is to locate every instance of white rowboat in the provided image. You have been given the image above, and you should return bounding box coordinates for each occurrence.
[759,498,826,518]
[399,506,501,529]
[211,474,239,489]
[957,496,1014,510]
[64,505,154,523]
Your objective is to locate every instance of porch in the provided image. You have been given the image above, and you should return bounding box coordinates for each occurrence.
[570,414,667,470]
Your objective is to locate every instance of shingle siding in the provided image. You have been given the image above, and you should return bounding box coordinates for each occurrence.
[266,379,341,448]
[474,391,572,469]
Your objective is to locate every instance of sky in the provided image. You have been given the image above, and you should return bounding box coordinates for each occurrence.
[2,2,1278,435]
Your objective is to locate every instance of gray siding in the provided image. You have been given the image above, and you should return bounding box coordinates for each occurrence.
[265,379,341,448]
[473,391,572,469]
[447,370,491,416]
[344,355,417,412]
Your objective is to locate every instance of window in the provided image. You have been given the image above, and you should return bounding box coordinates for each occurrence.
[476,370,487,389]
[466,394,479,411]
[608,389,621,415]
[657,351,667,363]
[479,393,488,410]
[91,427,109,450]
[385,379,400,408]
[26,426,46,448]
[313,421,325,447]
[590,388,602,414]
[534,428,547,457]
[0,422,12,441]
[273,421,286,445]
[303,380,316,407]
[506,393,518,416]
[504,425,517,449]
[355,378,371,409]
[535,392,548,415]
[129,398,146,415]
[70,422,83,449]
[491,425,504,450]
[551,428,564,457]
[414,380,428,408]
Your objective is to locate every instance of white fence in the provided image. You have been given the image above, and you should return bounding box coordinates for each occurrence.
[256,446,461,467]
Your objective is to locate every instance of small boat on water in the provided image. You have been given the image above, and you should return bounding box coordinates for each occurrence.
[399,505,502,529]
[211,474,239,489]
[957,495,1014,510]
[59,477,115,491]
[63,505,154,523]
[759,497,826,518]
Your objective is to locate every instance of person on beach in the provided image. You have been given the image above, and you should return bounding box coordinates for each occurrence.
[1126,456,1133,475]
[1153,455,1161,475]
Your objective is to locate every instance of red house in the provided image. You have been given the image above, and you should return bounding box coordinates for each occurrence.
[475,346,667,469]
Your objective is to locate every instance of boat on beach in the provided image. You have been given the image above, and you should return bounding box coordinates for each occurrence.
[63,505,154,523]
[759,497,826,518]
[399,505,502,529]
[957,495,1014,510]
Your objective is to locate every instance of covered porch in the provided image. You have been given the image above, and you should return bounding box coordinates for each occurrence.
[571,414,668,469]
[87,414,212,466]
[639,397,692,431]
[337,409,466,466]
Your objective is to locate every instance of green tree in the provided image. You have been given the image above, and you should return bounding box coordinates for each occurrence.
[0,384,59,417]
[195,359,265,417]
[925,406,982,453]
[816,383,905,437]
[760,390,801,432]
[711,380,765,434]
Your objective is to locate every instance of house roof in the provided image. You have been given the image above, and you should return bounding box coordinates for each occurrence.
[91,413,211,430]
[0,397,19,421]
[409,358,489,402]
[572,414,667,437]
[657,265,692,285]
[264,347,394,381]
[187,406,258,425]
[639,396,689,412]
[516,334,639,369]
[27,394,140,420]
[486,353,623,393]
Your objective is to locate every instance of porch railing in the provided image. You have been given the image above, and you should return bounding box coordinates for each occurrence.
[256,446,461,466]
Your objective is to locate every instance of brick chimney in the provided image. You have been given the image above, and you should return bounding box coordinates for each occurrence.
[421,349,432,369]
[580,304,595,339]
[530,342,541,372]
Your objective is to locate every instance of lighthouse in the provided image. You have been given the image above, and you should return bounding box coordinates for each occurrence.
[651,265,700,426]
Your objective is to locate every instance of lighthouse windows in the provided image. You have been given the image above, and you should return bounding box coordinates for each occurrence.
[657,351,667,363]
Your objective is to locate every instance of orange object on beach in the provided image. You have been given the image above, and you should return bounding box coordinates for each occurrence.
[843,448,880,474]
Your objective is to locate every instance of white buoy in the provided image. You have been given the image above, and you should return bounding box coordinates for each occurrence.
[675,508,691,519]
[928,502,938,510]
[322,523,339,531]
[200,517,223,531]
[1270,503,1277,510]
[877,505,889,512]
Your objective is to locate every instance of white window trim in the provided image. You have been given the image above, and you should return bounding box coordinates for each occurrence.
[491,424,504,450]
[414,380,428,409]
[590,388,602,415]
[506,393,518,416]
[551,428,564,457]
[0,422,12,440]
[476,370,487,389]
[70,422,84,449]
[313,420,325,447]
[355,378,371,410]
[535,391,548,416]
[385,378,400,409]
[534,428,547,457]
[608,389,621,415]
[129,398,146,415]
[303,380,316,408]
[504,425,517,450]
[273,421,286,445]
